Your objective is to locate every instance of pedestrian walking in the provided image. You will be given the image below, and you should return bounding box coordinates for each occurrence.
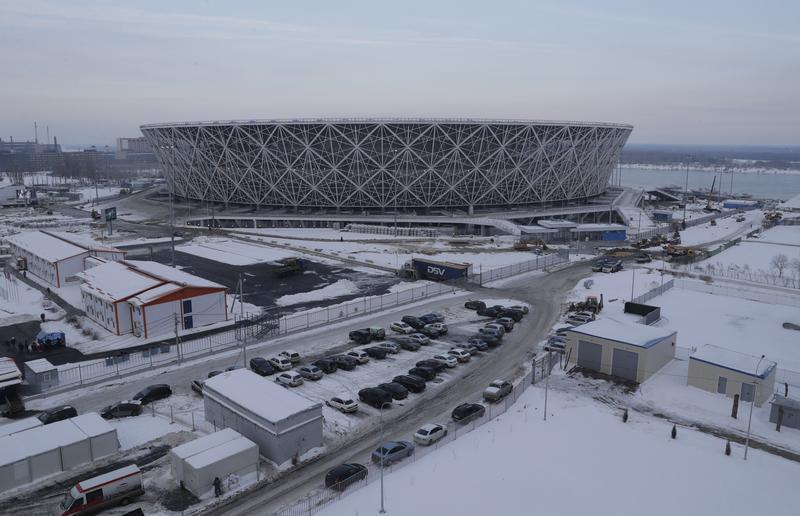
[213,476,222,497]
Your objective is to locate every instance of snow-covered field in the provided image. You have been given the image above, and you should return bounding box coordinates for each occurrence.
[176,237,297,266]
[73,186,121,202]
[316,386,799,516]
[275,279,359,306]
[679,209,762,246]
[0,275,61,325]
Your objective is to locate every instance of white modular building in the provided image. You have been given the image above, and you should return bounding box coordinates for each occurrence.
[203,370,323,465]
[688,345,777,407]
[564,317,677,383]
[183,436,258,498]
[170,427,241,482]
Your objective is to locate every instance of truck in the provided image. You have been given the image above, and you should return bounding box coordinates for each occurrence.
[57,464,144,515]
[273,257,304,277]
[37,331,66,347]
[401,258,472,281]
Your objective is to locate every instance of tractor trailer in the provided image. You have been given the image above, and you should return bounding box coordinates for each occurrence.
[402,258,472,281]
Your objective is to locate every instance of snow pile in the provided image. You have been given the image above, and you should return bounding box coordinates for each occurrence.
[110,413,183,449]
[275,279,359,307]
[317,387,800,516]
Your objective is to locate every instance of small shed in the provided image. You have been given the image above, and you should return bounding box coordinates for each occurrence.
[203,370,323,464]
[70,412,120,459]
[170,428,241,483]
[564,317,676,383]
[652,209,674,222]
[688,345,776,407]
[183,436,259,498]
[770,395,800,430]
[571,224,628,242]
[722,199,760,210]
[23,358,59,393]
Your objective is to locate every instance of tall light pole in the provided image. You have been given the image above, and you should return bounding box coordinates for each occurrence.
[379,401,391,513]
[744,354,765,460]
[682,155,691,225]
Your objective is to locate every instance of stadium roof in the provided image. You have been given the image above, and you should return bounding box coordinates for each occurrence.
[142,118,633,130]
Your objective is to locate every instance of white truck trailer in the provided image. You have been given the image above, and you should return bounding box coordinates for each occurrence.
[56,464,143,515]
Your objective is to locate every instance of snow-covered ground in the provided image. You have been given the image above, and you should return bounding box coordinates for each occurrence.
[679,209,762,246]
[73,186,121,202]
[316,386,799,516]
[275,279,359,307]
[176,237,297,266]
[0,275,63,325]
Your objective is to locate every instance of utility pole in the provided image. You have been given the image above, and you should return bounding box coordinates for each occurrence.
[169,187,176,267]
[744,355,765,460]
[682,156,690,225]
[631,210,642,300]
[543,354,550,421]
[239,272,247,367]
[379,402,390,513]
[174,313,182,364]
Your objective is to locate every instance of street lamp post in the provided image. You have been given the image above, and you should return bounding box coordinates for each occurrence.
[379,401,391,513]
[744,354,765,460]
[683,156,690,226]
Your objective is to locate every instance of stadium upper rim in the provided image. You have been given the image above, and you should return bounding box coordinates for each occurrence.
[140,117,633,130]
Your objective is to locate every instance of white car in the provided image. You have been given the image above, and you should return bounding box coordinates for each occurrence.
[408,333,430,345]
[432,354,458,368]
[413,423,448,446]
[425,322,448,335]
[508,305,529,314]
[389,321,414,334]
[279,350,302,364]
[346,349,370,364]
[484,323,505,336]
[276,371,304,387]
[447,348,471,363]
[376,341,400,354]
[268,356,293,371]
[326,395,359,413]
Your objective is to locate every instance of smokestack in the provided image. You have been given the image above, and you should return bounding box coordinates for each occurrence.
[46,126,50,145]
[34,121,38,144]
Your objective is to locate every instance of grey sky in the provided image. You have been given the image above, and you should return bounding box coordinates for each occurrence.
[1,0,798,145]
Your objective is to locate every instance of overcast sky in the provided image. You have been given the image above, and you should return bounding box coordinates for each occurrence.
[1,0,798,146]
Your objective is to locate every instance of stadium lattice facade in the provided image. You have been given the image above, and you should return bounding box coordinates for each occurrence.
[141,119,632,210]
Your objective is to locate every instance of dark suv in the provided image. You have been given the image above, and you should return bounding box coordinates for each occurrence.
[464,300,486,311]
[37,405,77,425]
[498,309,524,322]
[392,375,426,393]
[377,382,409,400]
[325,463,368,491]
[331,355,358,371]
[408,366,436,381]
[477,306,503,318]
[400,315,425,330]
[133,384,172,404]
[349,329,372,344]
[358,387,393,409]
[100,401,142,419]
[451,403,486,423]
[313,358,338,374]
[249,357,276,376]
[416,359,447,373]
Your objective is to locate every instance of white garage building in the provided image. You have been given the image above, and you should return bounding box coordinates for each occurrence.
[688,345,777,407]
[564,318,677,383]
[203,370,323,465]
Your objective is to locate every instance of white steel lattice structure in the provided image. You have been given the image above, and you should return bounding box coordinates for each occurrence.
[141,119,632,209]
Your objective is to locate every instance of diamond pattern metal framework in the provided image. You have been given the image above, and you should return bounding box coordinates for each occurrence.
[141,119,632,209]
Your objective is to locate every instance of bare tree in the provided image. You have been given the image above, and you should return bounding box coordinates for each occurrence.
[772,254,789,278]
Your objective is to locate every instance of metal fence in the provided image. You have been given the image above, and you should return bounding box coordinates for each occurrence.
[673,278,800,308]
[631,279,674,305]
[269,353,557,516]
[671,261,800,290]
[470,252,568,285]
[627,209,741,241]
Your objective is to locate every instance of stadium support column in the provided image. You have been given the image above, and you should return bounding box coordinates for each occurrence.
[468,204,474,215]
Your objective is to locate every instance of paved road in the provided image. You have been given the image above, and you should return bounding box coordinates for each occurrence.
[203,263,590,515]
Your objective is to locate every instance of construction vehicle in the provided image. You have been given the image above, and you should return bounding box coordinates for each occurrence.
[710,218,717,226]
[528,239,549,251]
[663,244,696,260]
[703,176,722,213]
[764,211,783,223]
[90,209,101,220]
[568,294,603,314]
[513,240,528,251]
[273,257,304,277]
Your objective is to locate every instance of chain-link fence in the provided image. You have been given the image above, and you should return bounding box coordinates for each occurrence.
[631,279,675,305]
[269,353,557,516]
[469,253,567,285]
[670,260,800,290]
[673,278,800,307]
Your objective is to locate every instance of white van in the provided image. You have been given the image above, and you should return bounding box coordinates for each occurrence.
[57,464,143,515]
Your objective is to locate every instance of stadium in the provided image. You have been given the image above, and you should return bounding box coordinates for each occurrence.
[140,119,632,211]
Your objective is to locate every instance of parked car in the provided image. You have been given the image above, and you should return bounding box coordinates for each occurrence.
[249,357,276,376]
[566,313,593,325]
[392,337,421,351]
[483,379,513,402]
[358,387,393,409]
[401,315,426,329]
[464,300,486,311]
[392,375,426,393]
[376,341,400,354]
[327,395,359,413]
[413,423,448,446]
[408,333,431,345]
[133,384,172,405]
[458,343,481,355]
[100,401,142,419]
[408,366,436,381]
[325,463,368,491]
[268,356,293,371]
[38,405,78,425]
[190,379,205,394]
[276,371,304,387]
[346,349,370,364]
[498,308,524,322]
[478,327,503,341]
[591,258,610,272]
[389,321,414,334]
[279,350,301,364]
[207,370,223,378]
[419,312,444,324]
[484,323,506,336]
[377,382,409,400]
[508,304,529,315]
[418,326,441,339]
[451,403,486,423]
[602,260,623,273]
[447,348,471,362]
[364,346,388,360]
[416,359,447,373]
[371,441,415,465]
[635,253,652,264]
[425,322,448,335]
[368,327,386,340]
[495,317,515,332]
[543,340,566,352]
[313,358,338,374]
[432,353,458,368]
[348,329,372,344]
[331,355,359,370]
[468,337,492,350]
[296,365,324,381]
[477,306,503,318]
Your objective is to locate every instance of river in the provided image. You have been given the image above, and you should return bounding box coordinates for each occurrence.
[618,166,800,200]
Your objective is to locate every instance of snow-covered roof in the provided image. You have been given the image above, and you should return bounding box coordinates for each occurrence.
[571,223,628,232]
[24,358,56,374]
[78,464,140,491]
[78,261,164,302]
[0,357,21,383]
[538,220,578,229]
[518,225,558,234]
[0,419,88,466]
[129,283,183,305]
[203,369,321,423]
[722,199,759,206]
[771,394,800,411]
[778,193,800,211]
[171,428,242,461]
[125,260,224,289]
[70,412,115,437]
[0,417,42,438]
[45,231,123,254]
[566,317,676,348]
[4,231,87,262]
[690,344,776,379]
[185,436,257,469]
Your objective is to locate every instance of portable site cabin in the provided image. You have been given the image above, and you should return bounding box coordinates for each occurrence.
[564,318,677,383]
[203,370,323,465]
[770,395,800,430]
[182,437,258,498]
[70,413,120,460]
[170,428,240,482]
[688,345,776,407]
[24,358,59,393]
[0,417,42,438]
[0,357,23,413]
